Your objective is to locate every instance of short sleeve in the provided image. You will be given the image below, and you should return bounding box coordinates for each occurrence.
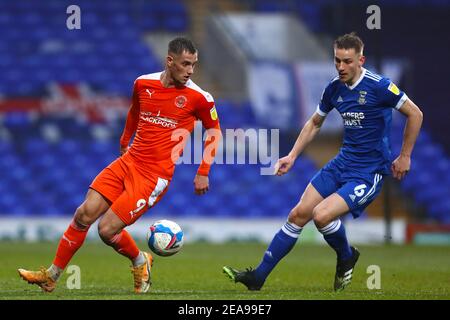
[377,78,408,110]
[132,79,140,107]
[316,82,334,116]
[194,92,219,129]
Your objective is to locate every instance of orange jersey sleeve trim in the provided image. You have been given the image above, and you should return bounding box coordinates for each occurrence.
[120,80,141,147]
[120,103,139,147]
[196,123,222,176]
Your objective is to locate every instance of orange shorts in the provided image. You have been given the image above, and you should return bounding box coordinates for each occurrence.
[90,155,170,226]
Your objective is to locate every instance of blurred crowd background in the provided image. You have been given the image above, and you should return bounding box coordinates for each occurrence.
[0,0,449,243]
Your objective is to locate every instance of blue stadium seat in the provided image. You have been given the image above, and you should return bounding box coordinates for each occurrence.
[414,184,447,205]
[163,15,188,32]
[415,144,445,162]
[24,137,50,153]
[428,199,450,222]
[3,112,33,127]
[0,140,13,154]
[297,2,323,33]
[0,54,14,68]
[0,12,12,25]
[136,16,160,32]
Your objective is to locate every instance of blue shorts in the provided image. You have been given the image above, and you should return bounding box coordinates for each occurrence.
[310,159,384,219]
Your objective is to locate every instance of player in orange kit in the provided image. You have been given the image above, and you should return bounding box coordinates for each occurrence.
[18,37,221,293]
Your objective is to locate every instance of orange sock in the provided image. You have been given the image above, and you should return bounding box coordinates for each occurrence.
[109,230,140,261]
[53,219,90,270]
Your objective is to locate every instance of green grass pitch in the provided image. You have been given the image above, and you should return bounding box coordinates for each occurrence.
[1,241,449,300]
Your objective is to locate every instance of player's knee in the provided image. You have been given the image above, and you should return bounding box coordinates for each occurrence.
[288,206,311,227]
[74,204,97,226]
[97,222,114,243]
[97,220,122,244]
[312,205,331,228]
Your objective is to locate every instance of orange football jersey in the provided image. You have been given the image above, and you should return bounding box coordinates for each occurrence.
[119,72,220,180]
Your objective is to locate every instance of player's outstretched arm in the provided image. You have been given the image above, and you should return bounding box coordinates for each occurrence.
[119,104,139,155]
[194,123,222,195]
[391,98,423,180]
[274,113,325,176]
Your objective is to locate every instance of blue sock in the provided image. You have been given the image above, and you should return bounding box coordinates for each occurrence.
[318,219,353,261]
[254,221,302,283]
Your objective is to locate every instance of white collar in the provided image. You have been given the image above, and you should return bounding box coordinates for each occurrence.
[345,68,366,90]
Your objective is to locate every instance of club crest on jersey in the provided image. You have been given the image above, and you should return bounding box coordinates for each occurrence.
[388,82,400,95]
[358,91,367,105]
[175,95,187,108]
[210,106,218,120]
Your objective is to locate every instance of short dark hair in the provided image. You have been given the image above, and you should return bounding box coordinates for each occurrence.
[334,32,364,55]
[168,37,197,55]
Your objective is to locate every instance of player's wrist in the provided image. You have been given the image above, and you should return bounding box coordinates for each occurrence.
[196,166,210,177]
[399,152,411,158]
[196,172,209,177]
[287,152,298,161]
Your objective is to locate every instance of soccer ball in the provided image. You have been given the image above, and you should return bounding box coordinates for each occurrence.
[147,220,184,257]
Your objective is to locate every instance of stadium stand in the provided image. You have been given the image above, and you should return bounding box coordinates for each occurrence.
[0,104,318,218]
[0,0,449,223]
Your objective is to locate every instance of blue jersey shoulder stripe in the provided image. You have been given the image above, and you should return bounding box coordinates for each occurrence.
[364,74,381,82]
[365,70,382,79]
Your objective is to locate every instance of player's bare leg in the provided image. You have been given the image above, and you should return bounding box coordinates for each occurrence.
[287,183,325,227]
[313,193,360,291]
[312,193,349,228]
[98,209,153,293]
[18,189,110,292]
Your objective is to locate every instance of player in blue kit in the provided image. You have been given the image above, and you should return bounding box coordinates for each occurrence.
[223,32,423,291]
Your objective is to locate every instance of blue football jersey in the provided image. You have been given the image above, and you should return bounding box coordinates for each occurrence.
[316,68,408,174]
